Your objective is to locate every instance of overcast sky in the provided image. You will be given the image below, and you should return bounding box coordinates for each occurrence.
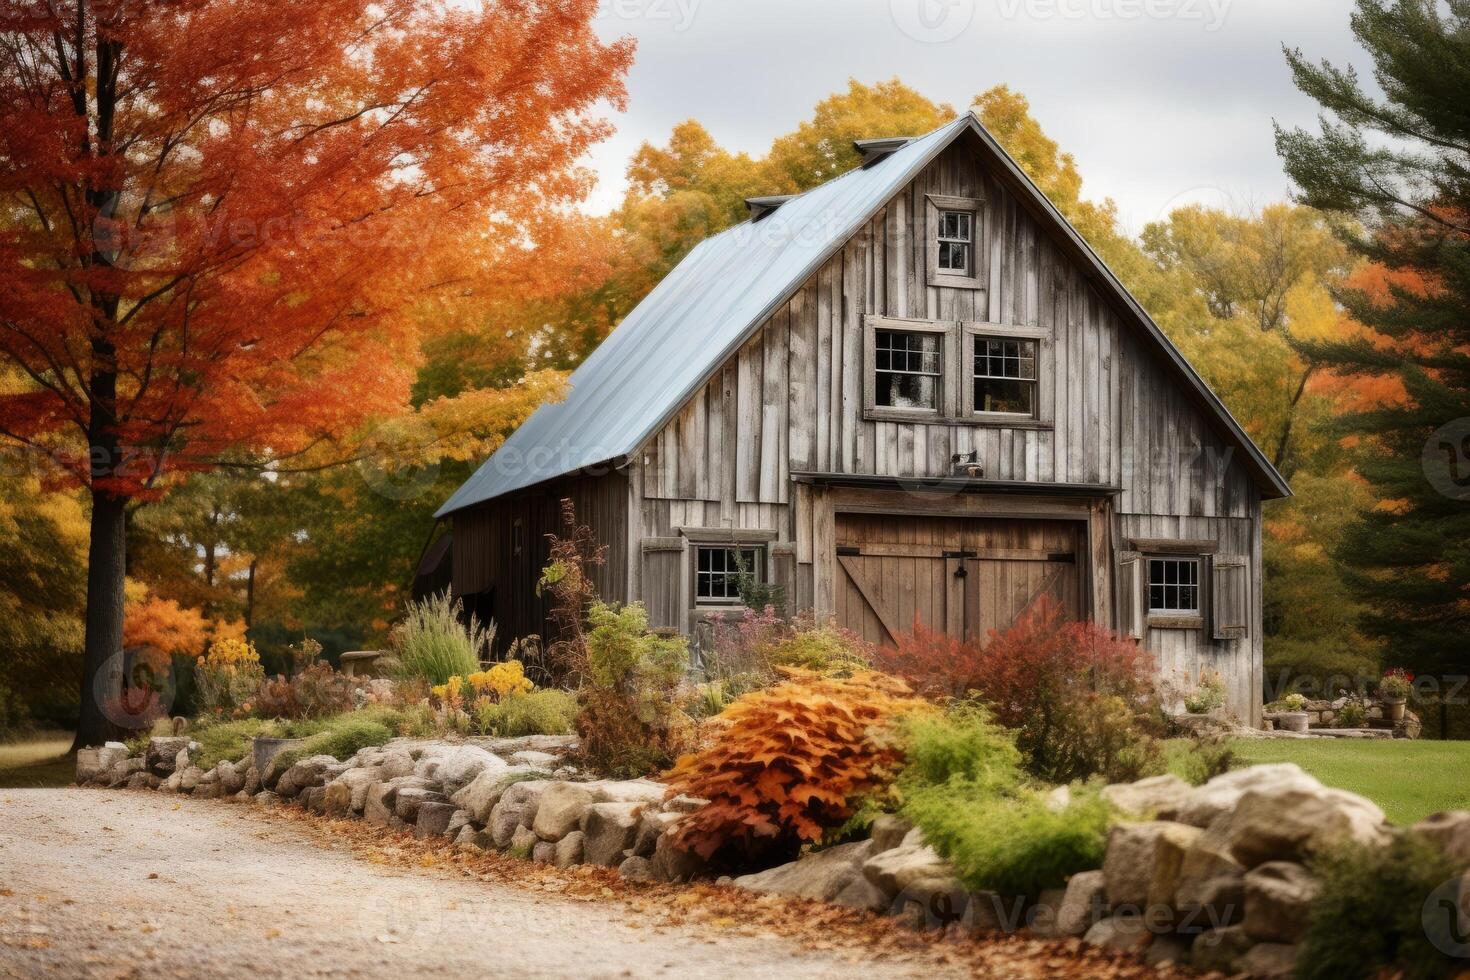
[581,0,1366,234]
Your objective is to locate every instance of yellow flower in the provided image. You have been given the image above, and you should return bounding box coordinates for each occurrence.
[203,637,260,671]
[467,661,533,701]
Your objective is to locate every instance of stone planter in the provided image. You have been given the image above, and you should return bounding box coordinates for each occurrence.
[1267,711,1309,733]
[339,650,387,678]
[252,736,305,776]
[1382,697,1407,722]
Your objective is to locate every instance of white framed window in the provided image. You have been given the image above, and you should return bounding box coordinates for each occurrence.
[926,194,984,288]
[936,209,973,275]
[694,544,763,604]
[972,337,1038,416]
[1148,557,1201,615]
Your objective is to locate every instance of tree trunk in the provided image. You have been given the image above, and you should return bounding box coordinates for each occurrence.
[73,491,128,750]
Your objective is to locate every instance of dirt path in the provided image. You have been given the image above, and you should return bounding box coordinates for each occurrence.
[0,788,949,979]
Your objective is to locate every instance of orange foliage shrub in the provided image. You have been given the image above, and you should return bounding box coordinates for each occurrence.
[663,669,925,863]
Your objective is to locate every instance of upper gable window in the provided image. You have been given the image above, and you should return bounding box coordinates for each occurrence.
[926,194,984,289]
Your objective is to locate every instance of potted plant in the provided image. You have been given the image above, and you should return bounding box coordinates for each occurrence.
[1338,699,1368,728]
[1377,668,1413,721]
[1264,691,1310,732]
[1183,672,1227,716]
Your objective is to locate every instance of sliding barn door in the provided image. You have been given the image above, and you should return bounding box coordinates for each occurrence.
[834,513,1082,646]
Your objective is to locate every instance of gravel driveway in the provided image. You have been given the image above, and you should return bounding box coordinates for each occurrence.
[0,789,946,979]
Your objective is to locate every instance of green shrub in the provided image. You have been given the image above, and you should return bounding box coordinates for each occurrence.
[897,700,1022,796]
[474,690,577,737]
[1298,835,1458,980]
[905,785,1111,897]
[193,717,273,769]
[766,622,871,676]
[390,591,490,684]
[578,601,691,777]
[274,710,401,769]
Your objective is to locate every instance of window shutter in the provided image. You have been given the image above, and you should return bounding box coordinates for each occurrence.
[1211,554,1249,640]
[1116,550,1144,639]
[639,537,684,631]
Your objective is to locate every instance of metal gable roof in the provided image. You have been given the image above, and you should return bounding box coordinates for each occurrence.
[438,113,1288,518]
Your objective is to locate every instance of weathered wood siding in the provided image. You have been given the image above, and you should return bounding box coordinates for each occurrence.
[450,470,628,653]
[630,132,1266,723]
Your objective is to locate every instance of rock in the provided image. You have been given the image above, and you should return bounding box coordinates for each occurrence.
[508,750,558,768]
[662,794,706,814]
[891,875,968,930]
[1174,871,1245,927]
[734,840,875,902]
[241,766,261,796]
[1102,821,1201,910]
[619,855,656,880]
[508,825,538,858]
[581,802,643,866]
[1026,887,1069,938]
[125,772,157,791]
[870,814,913,854]
[216,760,245,795]
[275,755,338,800]
[146,737,190,776]
[364,782,397,827]
[489,780,549,849]
[585,779,667,806]
[1055,870,1108,937]
[454,825,477,846]
[301,786,327,813]
[862,843,949,897]
[1243,862,1319,943]
[1190,924,1254,973]
[1237,942,1297,978]
[193,777,224,800]
[102,757,142,788]
[1174,764,1321,828]
[446,809,471,837]
[378,750,416,781]
[76,742,130,783]
[832,874,890,912]
[451,768,538,824]
[554,831,586,868]
[633,810,681,858]
[415,801,458,838]
[421,745,506,794]
[1143,933,1191,967]
[1413,810,1470,871]
[324,768,380,815]
[1222,787,1388,867]
[1102,774,1193,820]
[532,840,556,864]
[394,787,447,822]
[177,766,205,792]
[532,782,596,841]
[1044,785,1072,813]
[1083,913,1150,952]
[253,790,282,806]
[651,831,703,883]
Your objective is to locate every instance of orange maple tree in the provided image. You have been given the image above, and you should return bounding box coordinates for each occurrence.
[663,669,925,864]
[0,0,631,745]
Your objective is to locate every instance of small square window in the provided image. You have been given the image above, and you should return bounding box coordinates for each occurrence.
[695,545,763,604]
[1148,558,1200,615]
[936,209,973,274]
[875,329,941,411]
[972,337,1037,415]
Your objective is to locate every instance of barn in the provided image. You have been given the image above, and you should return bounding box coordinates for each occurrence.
[434,113,1290,724]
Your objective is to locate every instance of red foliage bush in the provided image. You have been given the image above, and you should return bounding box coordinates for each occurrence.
[875,599,1160,782]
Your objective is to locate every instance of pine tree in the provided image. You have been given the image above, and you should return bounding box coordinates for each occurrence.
[1275,0,1470,676]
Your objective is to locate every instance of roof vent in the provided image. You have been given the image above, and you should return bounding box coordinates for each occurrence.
[853,136,912,166]
[744,194,796,221]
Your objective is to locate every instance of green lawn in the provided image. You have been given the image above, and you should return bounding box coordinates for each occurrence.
[1223,738,1470,825]
[0,731,75,789]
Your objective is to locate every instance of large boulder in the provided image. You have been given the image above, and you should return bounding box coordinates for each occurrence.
[1174,764,1321,828]
[1413,811,1470,872]
[324,768,380,815]
[532,782,596,842]
[1243,862,1319,944]
[1083,913,1150,953]
[554,831,586,868]
[145,737,190,776]
[1189,924,1254,973]
[489,780,549,849]
[394,786,447,822]
[1236,942,1298,978]
[377,750,416,781]
[1221,787,1388,867]
[870,814,913,854]
[586,780,667,806]
[581,802,643,867]
[76,742,130,783]
[1101,774,1193,821]
[633,810,682,858]
[216,760,246,796]
[450,768,538,824]
[650,831,704,883]
[1102,821,1201,910]
[419,745,506,794]
[832,873,890,912]
[862,843,949,897]
[415,801,459,838]
[1055,870,1108,937]
[274,755,340,800]
[734,841,875,902]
